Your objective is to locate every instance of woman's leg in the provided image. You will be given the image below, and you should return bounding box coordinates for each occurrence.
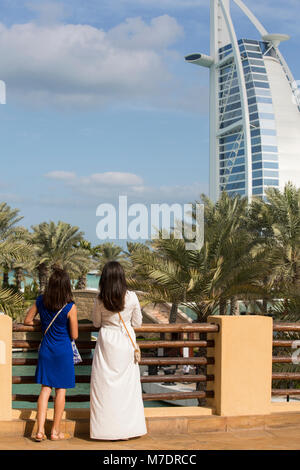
[51,388,66,438]
[36,385,52,436]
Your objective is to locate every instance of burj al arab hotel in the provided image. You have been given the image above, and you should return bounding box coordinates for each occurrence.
[185,0,300,201]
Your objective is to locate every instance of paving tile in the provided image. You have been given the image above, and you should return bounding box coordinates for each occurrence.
[146,418,188,435]
[226,415,266,431]
[0,420,24,437]
[230,429,275,439]
[188,416,227,434]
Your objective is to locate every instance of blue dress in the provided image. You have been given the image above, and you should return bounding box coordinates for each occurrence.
[35,295,75,389]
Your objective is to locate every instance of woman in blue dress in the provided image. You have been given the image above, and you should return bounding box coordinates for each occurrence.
[24,265,78,441]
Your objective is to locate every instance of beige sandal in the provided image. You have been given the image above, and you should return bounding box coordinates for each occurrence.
[50,432,71,441]
[34,432,47,442]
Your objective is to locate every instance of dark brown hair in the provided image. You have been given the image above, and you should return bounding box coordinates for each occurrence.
[43,265,73,311]
[98,261,127,312]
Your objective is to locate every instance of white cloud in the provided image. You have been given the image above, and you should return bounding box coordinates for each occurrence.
[85,172,143,186]
[43,170,207,203]
[107,15,183,50]
[116,0,207,8]
[0,192,25,203]
[46,170,76,180]
[0,15,187,109]
[46,170,144,189]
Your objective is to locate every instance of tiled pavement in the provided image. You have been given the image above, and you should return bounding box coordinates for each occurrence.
[1,425,300,450]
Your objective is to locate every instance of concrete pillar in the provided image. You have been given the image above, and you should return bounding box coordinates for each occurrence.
[206,315,273,416]
[0,315,12,420]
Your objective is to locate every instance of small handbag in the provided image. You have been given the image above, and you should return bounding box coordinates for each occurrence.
[118,311,141,364]
[71,339,82,364]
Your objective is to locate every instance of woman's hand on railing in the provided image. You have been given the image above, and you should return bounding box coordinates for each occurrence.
[23,318,41,326]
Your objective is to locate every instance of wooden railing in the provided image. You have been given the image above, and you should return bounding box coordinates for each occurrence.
[12,322,218,405]
[272,322,300,399]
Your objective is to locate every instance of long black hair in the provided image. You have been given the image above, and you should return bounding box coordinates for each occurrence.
[43,265,73,311]
[98,261,127,312]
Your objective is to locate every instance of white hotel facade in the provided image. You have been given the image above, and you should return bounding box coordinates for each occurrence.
[185,0,300,201]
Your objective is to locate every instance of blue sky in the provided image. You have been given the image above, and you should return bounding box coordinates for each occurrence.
[1,0,300,244]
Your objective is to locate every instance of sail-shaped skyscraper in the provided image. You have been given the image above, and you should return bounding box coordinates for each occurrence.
[185,0,300,201]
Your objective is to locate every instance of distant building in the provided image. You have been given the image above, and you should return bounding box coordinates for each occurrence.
[185,0,300,201]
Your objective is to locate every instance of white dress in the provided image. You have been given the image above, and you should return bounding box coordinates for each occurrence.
[90,290,147,440]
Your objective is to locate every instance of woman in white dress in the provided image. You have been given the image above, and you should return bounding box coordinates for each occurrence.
[90,261,147,440]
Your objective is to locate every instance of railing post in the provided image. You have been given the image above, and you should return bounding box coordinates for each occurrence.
[0,315,12,420]
[206,315,273,416]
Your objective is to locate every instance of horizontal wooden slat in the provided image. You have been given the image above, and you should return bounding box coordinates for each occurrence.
[12,394,90,402]
[12,356,214,366]
[13,358,94,366]
[12,339,214,350]
[13,375,89,385]
[138,340,214,349]
[12,376,36,384]
[272,356,295,363]
[272,373,300,381]
[272,389,300,396]
[141,374,214,383]
[273,340,299,347]
[12,391,214,402]
[141,357,214,365]
[273,323,300,332]
[142,391,214,401]
[12,324,41,332]
[12,340,96,350]
[12,322,219,333]
[12,374,214,385]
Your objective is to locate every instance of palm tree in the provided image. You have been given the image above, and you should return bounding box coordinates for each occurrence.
[0,203,30,315]
[10,227,35,292]
[190,191,269,317]
[75,240,95,289]
[250,183,300,296]
[94,242,130,274]
[127,236,189,322]
[31,221,88,292]
[128,192,270,322]
[0,202,23,235]
[247,184,300,391]
[0,238,30,316]
[126,193,271,408]
[0,202,23,288]
[270,296,300,392]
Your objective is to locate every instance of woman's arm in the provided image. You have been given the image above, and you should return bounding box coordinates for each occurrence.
[23,303,40,326]
[131,292,143,328]
[68,304,78,340]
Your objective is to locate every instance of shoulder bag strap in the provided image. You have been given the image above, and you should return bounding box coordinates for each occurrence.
[43,303,67,338]
[118,311,137,350]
